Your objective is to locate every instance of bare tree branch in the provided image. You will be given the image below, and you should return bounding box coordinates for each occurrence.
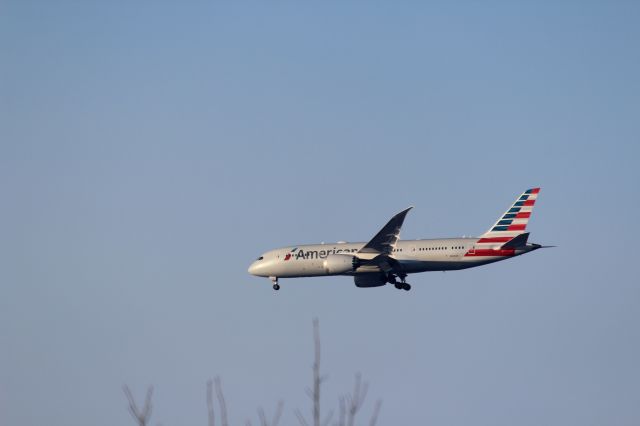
[123,386,138,421]
[256,400,283,426]
[321,409,334,426]
[299,318,324,426]
[122,319,383,426]
[295,408,310,426]
[214,377,228,426]
[312,318,321,426]
[123,385,153,426]
[346,373,368,426]
[272,400,284,426]
[334,396,346,426]
[369,400,382,426]
[207,380,215,426]
[258,407,267,426]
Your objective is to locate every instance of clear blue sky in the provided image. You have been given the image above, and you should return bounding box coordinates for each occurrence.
[2,1,639,425]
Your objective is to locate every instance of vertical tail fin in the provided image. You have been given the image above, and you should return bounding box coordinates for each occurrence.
[479,188,540,241]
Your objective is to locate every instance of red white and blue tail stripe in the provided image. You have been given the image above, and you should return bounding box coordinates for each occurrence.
[479,188,540,242]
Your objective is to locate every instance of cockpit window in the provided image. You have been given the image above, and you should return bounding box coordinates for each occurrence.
[257,256,264,260]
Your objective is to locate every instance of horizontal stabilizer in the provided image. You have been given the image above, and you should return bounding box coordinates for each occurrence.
[501,232,530,249]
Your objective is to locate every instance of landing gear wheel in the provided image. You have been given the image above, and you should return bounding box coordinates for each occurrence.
[394,283,403,290]
[402,283,411,291]
[270,276,279,291]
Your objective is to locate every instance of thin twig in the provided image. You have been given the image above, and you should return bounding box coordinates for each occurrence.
[346,373,368,426]
[321,409,334,426]
[295,408,310,426]
[207,380,215,426]
[123,385,153,426]
[312,318,321,426]
[214,377,228,426]
[258,407,267,426]
[272,400,284,426]
[369,400,382,426]
[336,396,346,426]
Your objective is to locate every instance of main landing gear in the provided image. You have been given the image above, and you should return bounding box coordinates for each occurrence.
[387,273,411,291]
[270,276,280,291]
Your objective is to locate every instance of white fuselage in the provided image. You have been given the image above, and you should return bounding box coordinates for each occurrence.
[248,238,536,279]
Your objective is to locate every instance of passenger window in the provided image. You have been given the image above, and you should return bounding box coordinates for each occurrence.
[257,256,264,260]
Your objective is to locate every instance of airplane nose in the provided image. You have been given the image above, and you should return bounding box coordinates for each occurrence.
[248,262,257,275]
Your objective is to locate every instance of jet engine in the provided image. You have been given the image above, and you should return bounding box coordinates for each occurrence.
[354,273,387,287]
[323,254,359,274]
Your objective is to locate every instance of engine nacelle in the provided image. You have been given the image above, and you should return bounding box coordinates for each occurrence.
[323,254,358,275]
[354,273,387,288]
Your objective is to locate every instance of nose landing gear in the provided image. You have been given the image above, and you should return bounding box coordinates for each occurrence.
[270,276,280,291]
[387,273,411,291]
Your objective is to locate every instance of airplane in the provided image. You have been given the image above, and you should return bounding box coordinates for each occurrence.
[248,188,548,291]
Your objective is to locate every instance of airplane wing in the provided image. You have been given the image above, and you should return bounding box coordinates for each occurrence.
[364,253,400,272]
[358,207,413,255]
